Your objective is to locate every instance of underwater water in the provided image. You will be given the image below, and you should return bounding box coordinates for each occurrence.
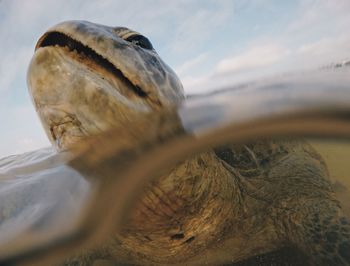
[231,139,350,266]
[310,140,350,218]
[0,137,349,265]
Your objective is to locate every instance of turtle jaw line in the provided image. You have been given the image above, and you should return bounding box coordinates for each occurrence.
[36,31,148,98]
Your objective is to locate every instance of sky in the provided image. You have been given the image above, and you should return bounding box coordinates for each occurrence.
[0,0,349,157]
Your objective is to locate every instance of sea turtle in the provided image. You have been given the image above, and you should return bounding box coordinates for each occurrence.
[23,20,350,265]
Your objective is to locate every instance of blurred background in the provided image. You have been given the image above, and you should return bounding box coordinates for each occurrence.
[0,0,349,156]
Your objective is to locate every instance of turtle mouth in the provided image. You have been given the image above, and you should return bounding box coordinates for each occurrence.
[36,31,148,98]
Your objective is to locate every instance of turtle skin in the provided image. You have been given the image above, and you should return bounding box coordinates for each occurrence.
[215,138,350,265]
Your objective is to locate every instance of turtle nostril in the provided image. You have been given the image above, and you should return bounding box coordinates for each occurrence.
[170,233,184,240]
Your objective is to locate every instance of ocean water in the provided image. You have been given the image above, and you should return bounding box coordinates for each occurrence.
[310,139,350,218]
[0,137,348,265]
[0,147,91,248]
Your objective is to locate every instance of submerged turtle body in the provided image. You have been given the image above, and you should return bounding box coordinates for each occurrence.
[26,21,350,265]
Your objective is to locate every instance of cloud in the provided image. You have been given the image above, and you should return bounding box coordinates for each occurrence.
[184,34,349,94]
[168,0,234,53]
[181,0,350,95]
[179,42,292,94]
[175,53,209,77]
[181,75,209,94]
[289,0,350,33]
[297,34,350,63]
[215,43,290,74]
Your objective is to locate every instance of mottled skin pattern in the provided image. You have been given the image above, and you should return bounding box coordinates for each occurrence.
[215,140,350,265]
[27,21,350,265]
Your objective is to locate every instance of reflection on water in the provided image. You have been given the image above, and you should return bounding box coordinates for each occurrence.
[0,148,91,246]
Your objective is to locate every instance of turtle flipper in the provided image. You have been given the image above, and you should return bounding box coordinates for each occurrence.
[267,144,350,265]
[215,139,350,265]
[288,199,350,265]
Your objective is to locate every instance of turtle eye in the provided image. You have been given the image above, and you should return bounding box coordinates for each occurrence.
[125,35,153,50]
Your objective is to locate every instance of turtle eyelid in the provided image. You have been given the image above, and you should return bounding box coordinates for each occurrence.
[125,34,154,50]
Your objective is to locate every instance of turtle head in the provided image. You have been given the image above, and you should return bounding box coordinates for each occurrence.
[27,20,184,150]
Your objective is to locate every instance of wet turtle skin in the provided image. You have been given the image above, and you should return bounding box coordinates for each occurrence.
[27,21,350,265]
